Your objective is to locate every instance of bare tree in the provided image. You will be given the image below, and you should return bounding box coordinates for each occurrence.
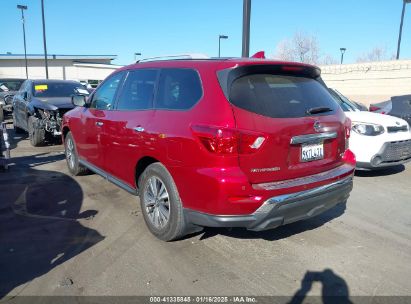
[274,39,296,62]
[293,31,319,64]
[274,32,320,65]
[356,47,389,63]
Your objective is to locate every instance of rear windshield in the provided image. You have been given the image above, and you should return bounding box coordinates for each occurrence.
[32,82,87,98]
[229,74,338,118]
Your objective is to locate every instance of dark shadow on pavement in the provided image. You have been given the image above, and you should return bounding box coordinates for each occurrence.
[355,165,405,177]
[288,269,352,304]
[0,153,104,298]
[199,201,347,241]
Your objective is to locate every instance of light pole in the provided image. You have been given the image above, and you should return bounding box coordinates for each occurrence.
[17,5,28,79]
[218,35,228,57]
[134,52,142,62]
[340,48,347,64]
[242,0,251,57]
[41,0,49,79]
[396,0,411,60]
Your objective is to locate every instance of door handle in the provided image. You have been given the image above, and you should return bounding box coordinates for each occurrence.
[133,126,145,132]
[96,121,104,127]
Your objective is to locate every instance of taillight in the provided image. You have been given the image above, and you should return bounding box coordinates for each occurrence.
[369,105,380,112]
[191,125,266,155]
[342,149,356,166]
[344,118,351,151]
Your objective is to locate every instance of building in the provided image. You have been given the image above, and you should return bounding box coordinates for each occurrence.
[0,54,123,87]
[320,59,411,106]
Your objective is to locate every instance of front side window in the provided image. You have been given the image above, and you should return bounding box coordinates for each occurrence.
[117,69,158,110]
[91,72,124,110]
[329,89,356,112]
[155,69,202,110]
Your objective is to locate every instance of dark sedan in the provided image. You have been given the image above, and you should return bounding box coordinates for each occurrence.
[0,78,25,121]
[12,79,88,146]
[370,95,411,126]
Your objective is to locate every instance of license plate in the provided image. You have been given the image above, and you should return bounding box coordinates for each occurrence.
[301,142,324,162]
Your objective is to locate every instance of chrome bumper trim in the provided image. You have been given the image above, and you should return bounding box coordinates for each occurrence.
[253,164,354,191]
[290,132,337,145]
[253,175,353,214]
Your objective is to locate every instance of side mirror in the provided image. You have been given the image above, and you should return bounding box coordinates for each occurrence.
[23,92,28,100]
[72,95,87,107]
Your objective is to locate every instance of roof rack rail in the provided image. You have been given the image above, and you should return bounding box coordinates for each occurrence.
[137,53,209,63]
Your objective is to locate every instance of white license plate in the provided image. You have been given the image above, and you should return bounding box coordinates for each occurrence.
[301,142,324,162]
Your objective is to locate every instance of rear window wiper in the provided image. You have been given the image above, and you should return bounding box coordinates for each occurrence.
[306,106,333,115]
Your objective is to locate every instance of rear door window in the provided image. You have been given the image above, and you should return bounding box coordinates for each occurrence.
[116,69,158,110]
[155,68,202,110]
[229,74,337,118]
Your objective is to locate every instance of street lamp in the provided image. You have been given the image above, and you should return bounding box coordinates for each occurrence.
[17,5,28,79]
[41,0,49,79]
[396,0,411,60]
[242,0,251,57]
[340,48,347,64]
[134,52,142,62]
[218,35,228,57]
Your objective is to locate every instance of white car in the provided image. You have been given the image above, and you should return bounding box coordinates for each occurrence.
[329,89,411,170]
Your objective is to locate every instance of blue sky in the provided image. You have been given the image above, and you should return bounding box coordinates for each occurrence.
[1,0,410,65]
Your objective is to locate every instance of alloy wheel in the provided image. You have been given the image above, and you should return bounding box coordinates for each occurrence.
[143,176,170,229]
[66,137,75,169]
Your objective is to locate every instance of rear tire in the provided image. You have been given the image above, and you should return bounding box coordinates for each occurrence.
[139,163,189,241]
[28,116,45,146]
[64,132,88,176]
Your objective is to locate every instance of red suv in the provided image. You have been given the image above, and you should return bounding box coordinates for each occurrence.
[63,57,356,241]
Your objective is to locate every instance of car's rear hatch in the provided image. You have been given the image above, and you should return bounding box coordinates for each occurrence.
[218,63,348,184]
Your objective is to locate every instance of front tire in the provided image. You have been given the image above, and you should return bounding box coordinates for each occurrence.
[139,163,188,241]
[65,132,88,176]
[28,116,45,146]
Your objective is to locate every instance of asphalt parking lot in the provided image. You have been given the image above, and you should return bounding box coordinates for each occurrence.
[1,119,410,299]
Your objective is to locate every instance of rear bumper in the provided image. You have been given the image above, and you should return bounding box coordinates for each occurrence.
[184,175,353,231]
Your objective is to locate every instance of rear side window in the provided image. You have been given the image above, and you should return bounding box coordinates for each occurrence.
[117,69,158,110]
[155,69,202,110]
[229,74,337,118]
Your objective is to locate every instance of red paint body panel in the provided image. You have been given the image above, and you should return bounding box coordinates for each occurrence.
[63,58,355,216]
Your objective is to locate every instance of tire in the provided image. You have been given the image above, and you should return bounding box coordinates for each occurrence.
[28,116,45,146]
[65,132,88,176]
[139,163,189,241]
